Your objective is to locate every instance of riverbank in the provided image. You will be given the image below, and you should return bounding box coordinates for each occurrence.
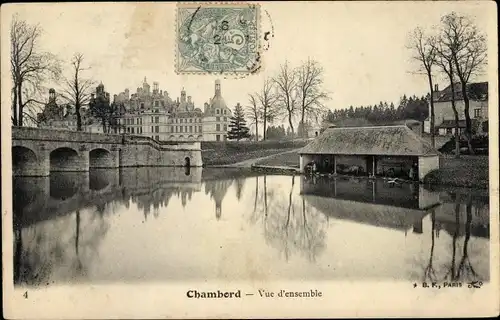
[201,140,309,166]
[252,151,489,189]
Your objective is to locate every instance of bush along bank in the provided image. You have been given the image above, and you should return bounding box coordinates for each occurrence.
[423,168,488,189]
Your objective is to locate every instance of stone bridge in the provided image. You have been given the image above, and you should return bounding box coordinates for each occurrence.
[11,127,203,176]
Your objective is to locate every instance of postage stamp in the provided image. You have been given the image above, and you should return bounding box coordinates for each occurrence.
[176,3,261,74]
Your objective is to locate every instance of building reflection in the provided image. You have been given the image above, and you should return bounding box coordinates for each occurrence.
[300,176,489,282]
[12,167,203,285]
[204,179,233,220]
[300,176,439,233]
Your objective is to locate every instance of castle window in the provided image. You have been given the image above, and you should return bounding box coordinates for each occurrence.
[474,108,482,118]
[155,126,159,133]
[155,116,159,123]
[216,109,220,114]
[223,117,227,121]
[180,126,183,133]
[189,126,193,133]
[216,116,220,121]
[216,134,220,141]
[216,124,220,131]
[141,103,145,109]
[199,125,202,132]
[223,124,227,131]
[190,119,192,123]
[155,101,159,107]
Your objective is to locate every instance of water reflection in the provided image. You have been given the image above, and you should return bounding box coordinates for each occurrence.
[12,169,490,284]
[248,175,328,262]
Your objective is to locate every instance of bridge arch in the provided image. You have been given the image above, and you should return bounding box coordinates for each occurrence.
[89,148,114,168]
[50,147,80,172]
[12,146,39,176]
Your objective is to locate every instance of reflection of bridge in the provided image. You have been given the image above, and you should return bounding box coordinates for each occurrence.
[13,167,202,228]
[12,127,202,176]
[300,176,490,237]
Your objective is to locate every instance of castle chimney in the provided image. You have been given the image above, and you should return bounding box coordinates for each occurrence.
[188,96,192,103]
[434,84,439,91]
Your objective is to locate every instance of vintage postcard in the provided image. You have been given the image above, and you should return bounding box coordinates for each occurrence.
[1,1,499,319]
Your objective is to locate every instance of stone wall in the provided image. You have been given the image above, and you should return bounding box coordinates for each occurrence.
[418,155,440,181]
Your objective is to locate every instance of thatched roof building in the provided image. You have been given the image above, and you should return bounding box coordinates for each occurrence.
[300,125,438,156]
[298,125,440,181]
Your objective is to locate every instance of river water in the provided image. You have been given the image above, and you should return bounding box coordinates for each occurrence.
[12,167,490,286]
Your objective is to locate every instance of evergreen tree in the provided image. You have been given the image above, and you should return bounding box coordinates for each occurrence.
[227,103,251,141]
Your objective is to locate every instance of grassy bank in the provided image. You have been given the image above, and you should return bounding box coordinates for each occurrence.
[201,140,308,166]
[423,155,489,189]
[256,151,489,189]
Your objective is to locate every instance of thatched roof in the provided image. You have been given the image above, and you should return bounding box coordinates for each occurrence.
[304,195,429,231]
[299,125,439,156]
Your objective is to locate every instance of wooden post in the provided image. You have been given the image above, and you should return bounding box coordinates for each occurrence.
[333,155,337,175]
[372,155,376,178]
[333,177,337,197]
[372,180,376,202]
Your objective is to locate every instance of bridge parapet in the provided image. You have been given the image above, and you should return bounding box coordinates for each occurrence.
[12,126,123,144]
[12,127,203,176]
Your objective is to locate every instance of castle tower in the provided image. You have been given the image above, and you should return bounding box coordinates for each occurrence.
[215,79,221,96]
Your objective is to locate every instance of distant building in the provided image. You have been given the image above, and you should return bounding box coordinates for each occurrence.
[424,82,488,136]
[37,87,104,133]
[114,78,231,142]
[202,80,232,141]
[114,77,203,141]
[39,78,233,141]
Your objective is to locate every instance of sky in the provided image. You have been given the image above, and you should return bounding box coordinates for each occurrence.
[1,1,495,124]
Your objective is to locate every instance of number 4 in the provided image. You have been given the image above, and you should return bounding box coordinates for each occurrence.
[23,291,28,299]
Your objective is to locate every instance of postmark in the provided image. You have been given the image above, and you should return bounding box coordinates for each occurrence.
[176,2,261,74]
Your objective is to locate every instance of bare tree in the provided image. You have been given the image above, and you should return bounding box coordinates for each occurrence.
[296,58,330,138]
[59,53,95,131]
[273,61,298,136]
[434,39,461,157]
[246,93,260,141]
[407,27,437,148]
[256,77,277,140]
[440,12,487,154]
[10,15,61,127]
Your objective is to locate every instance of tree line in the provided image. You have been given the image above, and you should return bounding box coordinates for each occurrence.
[11,15,121,133]
[246,59,330,140]
[407,12,487,156]
[324,94,429,125]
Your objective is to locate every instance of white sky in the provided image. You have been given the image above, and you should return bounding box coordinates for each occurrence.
[1,2,494,117]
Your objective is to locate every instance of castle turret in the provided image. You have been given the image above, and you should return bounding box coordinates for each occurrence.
[181,87,186,103]
[49,88,56,102]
